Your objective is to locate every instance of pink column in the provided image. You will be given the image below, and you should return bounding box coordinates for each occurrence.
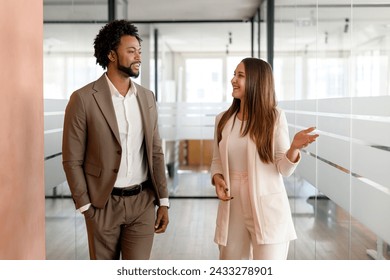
[0,0,45,259]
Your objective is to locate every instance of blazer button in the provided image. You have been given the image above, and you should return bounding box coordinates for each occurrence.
[113,168,119,173]
[117,150,121,155]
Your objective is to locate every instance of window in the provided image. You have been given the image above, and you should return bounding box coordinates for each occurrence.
[184,58,223,102]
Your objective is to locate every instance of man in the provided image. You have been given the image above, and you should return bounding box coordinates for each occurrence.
[62,20,169,260]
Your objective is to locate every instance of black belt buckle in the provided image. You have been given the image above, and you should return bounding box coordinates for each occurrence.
[111,180,148,197]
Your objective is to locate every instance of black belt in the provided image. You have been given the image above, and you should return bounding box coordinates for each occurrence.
[111,180,150,197]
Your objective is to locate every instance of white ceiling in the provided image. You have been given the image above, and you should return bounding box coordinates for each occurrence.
[43,0,260,21]
[43,0,390,54]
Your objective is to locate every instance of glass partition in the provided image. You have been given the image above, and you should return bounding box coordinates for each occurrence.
[44,0,390,260]
[153,22,252,200]
[43,4,106,259]
[44,1,253,259]
[273,0,390,259]
[350,0,390,260]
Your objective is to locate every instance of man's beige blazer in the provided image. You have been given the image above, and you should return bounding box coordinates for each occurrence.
[62,74,168,210]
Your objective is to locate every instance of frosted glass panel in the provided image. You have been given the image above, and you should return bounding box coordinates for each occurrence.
[45,157,66,195]
[317,161,351,210]
[352,96,390,116]
[295,152,317,187]
[44,99,67,194]
[280,95,390,259]
[318,98,352,114]
[351,177,390,244]
[158,102,230,140]
[352,119,390,147]
[44,131,63,157]
[317,135,350,169]
[351,144,390,189]
[317,116,350,138]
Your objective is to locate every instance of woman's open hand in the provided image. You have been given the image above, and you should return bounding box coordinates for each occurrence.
[291,127,319,150]
[287,127,319,162]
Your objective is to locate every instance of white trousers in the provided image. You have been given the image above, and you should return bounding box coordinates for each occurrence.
[219,171,289,260]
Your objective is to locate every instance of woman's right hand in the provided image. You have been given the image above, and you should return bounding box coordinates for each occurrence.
[213,174,233,201]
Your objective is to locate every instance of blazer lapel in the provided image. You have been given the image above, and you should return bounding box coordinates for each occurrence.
[220,116,234,194]
[92,74,121,144]
[135,84,152,158]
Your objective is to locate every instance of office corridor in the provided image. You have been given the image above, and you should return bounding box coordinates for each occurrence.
[45,172,388,260]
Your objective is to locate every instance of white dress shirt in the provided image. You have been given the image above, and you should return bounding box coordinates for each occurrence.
[106,75,169,208]
[107,76,148,188]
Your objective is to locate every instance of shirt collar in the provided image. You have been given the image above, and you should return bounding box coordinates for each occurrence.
[105,73,137,98]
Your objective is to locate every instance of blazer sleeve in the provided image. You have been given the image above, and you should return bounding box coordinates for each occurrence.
[274,109,300,177]
[148,92,169,200]
[62,91,90,209]
[210,112,224,185]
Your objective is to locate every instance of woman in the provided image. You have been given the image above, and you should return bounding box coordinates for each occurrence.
[210,58,318,260]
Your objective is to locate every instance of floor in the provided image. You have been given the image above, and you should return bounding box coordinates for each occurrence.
[45,171,389,260]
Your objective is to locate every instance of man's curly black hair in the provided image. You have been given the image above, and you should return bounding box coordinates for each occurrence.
[93,19,142,69]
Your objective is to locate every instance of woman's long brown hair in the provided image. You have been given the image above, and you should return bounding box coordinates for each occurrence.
[217,58,277,164]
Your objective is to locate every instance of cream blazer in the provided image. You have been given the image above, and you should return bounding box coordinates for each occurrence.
[210,108,298,246]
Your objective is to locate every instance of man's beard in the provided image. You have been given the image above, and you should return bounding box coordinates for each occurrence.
[118,62,140,78]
